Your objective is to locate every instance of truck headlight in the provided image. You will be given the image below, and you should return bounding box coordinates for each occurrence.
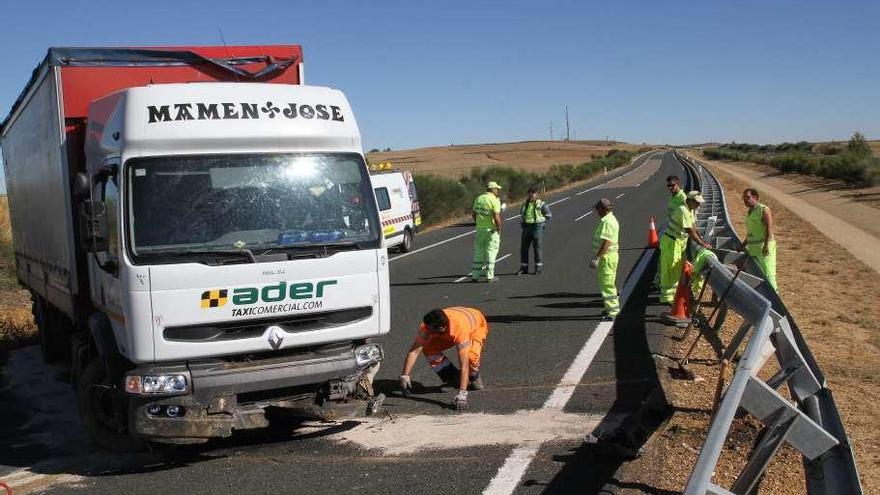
[354,343,383,366]
[124,373,190,395]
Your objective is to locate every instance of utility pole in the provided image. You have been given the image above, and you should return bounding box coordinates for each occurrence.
[550,121,554,141]
[565,105,570,141]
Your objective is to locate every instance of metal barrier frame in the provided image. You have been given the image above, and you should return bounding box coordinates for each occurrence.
[672,152,862,495]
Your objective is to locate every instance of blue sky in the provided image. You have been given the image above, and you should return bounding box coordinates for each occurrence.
[1,0,878,190]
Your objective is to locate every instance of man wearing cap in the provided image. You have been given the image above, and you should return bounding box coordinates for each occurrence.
[659,191,711,304]
[589,198,620,319]
[519,186,553,275]
[472,181,503,282]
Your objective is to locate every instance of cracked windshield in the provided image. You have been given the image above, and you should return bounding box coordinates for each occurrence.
[126,153,380,258]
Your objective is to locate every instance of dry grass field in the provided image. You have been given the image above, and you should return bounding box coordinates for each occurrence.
[367,140,651,177]
[0,196,36,355]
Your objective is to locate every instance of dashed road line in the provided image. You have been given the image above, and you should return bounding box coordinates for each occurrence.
[574,211,593,222]
[548,197,569,206]
[576,185,601,196]
[616,193,625,199]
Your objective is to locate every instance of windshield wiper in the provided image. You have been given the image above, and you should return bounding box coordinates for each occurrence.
[264,242,362,259]
[180,249,257,264]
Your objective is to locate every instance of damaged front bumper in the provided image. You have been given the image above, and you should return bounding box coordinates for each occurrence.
[126,341,382,444]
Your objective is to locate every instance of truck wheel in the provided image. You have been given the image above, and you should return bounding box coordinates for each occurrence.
[400,229,414,253]
[32,297,62,363]
[77,359,145,452]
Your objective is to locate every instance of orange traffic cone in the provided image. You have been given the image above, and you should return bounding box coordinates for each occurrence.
[661,261,693,327]
[647,217,659,248]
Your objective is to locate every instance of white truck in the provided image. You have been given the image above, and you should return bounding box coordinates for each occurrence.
[1,46,389,450]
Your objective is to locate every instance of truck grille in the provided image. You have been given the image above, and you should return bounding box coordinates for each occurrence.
[163,306,372,342]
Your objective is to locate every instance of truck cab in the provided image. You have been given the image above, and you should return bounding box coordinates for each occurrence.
[1,47,389,450]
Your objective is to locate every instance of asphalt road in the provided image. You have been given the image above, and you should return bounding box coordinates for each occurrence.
[0,151,687,494]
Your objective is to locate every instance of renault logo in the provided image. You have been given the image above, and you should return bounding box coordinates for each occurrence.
[267,326,284,350]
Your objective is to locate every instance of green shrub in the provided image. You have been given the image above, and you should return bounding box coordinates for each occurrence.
[705,136,875,186]
[847,132,871,157]
[412,175,471,225]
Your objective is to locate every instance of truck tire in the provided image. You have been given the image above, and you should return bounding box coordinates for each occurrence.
[32,297,62,363]
[400,228,414,253]
[77,358,145,452]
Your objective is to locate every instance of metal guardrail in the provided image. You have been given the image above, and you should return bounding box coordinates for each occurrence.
[672,151,863,495]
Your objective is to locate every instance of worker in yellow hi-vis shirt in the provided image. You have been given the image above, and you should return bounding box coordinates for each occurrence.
[590,198,620,319]
[739,188,777,290]
[655,175,687,287]
[659,191,711,304]
[471,181,503,282]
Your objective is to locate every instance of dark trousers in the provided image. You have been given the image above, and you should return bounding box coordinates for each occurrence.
[520,223,545,270]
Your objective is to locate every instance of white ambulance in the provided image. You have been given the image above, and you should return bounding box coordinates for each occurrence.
[370,163,421,252]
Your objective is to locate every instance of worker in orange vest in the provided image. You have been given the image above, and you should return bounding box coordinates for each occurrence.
[399,307,490,411]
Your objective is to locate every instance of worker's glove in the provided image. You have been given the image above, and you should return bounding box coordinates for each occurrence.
[399,375,412,395]
[589,258,599,269]
[452,389,468,411]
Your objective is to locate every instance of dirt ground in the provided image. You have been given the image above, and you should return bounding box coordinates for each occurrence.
[367,140,649,177]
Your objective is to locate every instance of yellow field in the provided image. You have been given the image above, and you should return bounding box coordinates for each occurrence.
[0,196,35,352]
[367,140,651,178]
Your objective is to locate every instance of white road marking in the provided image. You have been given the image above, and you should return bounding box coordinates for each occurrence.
[483,446,540,495]
[578,151,656,195]
[390,229,476,262]
[576,185,601,196]
[616,193,625,199]
[453,275,470,283]
[548,197,569,206]
[484,320,615,494]
[543,321,614,409]
[574,211,593,222]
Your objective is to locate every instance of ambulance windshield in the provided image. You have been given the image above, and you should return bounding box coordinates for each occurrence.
[125,152,381,262]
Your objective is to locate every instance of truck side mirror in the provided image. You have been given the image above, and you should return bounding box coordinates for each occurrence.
[78,199,109,252]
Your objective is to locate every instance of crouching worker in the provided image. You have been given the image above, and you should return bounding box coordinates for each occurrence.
[399,307,490,411]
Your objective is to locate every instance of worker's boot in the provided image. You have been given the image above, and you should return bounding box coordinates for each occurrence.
[468,372,484,391]
[436,366,460,388]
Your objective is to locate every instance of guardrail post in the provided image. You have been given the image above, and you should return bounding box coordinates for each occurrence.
[732,409,798,494]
